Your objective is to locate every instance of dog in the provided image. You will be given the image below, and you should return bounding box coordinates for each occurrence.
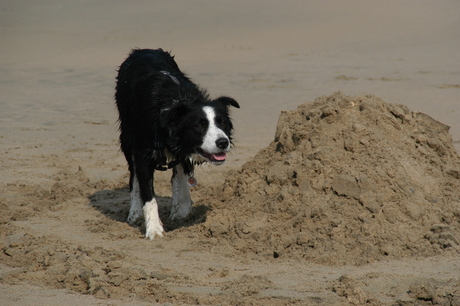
[115,49,240,239]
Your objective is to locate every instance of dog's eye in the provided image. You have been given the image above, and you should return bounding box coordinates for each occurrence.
[194,119,207,131]
[216,117,226,127]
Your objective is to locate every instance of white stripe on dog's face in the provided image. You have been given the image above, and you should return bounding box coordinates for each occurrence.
[201,106,230,153]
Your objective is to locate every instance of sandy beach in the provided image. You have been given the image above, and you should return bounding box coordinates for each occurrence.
[1,1,460,305]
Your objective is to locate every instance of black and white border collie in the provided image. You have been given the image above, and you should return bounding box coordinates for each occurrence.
[115,49,239,239]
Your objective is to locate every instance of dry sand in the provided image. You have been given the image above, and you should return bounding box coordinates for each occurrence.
[1,1,460,305]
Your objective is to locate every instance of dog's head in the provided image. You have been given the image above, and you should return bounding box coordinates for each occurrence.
[161,96,240,165]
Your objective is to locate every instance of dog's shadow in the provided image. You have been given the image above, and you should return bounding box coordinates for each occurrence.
[88,186,209,233]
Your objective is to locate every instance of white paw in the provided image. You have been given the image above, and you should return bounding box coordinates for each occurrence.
[145,221,165,240]
[143,199,164,240]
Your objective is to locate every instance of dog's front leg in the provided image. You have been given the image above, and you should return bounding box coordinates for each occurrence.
[128,174,144,225]
[131,154,164,239]
[143,198,164,239]
[170,163,192,219]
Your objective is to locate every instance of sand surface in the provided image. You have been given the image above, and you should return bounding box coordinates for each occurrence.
[1,1,460,305]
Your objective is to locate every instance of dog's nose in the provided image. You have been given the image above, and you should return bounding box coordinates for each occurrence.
[216,137,229,149]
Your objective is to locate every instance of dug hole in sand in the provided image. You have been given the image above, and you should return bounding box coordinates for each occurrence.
[195,91,460,265]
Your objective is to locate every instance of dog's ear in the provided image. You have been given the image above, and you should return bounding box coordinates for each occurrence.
[215,96,240,109]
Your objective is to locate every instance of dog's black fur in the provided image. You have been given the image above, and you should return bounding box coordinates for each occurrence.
[115,48,239,238]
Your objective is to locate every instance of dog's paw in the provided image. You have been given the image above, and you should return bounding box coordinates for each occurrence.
[128,194,144,225]
[127,209,144,225]
[143,199,164,240]
[145,223,165,240]
[170,204,191,220]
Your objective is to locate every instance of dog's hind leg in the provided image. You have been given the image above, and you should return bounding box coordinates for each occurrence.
[130,153,164,239]
[170,163,192,219]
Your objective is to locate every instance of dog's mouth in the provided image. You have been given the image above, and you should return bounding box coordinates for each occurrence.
[197,148,226,164]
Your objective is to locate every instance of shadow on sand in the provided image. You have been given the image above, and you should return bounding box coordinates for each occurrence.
[88,185,209,234]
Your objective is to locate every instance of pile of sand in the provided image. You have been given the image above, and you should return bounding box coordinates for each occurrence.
[197,92,460,265]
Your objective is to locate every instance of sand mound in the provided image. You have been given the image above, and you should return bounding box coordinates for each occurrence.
[198,92,460,265]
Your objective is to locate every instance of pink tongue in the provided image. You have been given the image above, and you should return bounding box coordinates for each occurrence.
[212,153,226,161]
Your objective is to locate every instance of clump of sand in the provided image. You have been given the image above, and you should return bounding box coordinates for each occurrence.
[197,92,460,265]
